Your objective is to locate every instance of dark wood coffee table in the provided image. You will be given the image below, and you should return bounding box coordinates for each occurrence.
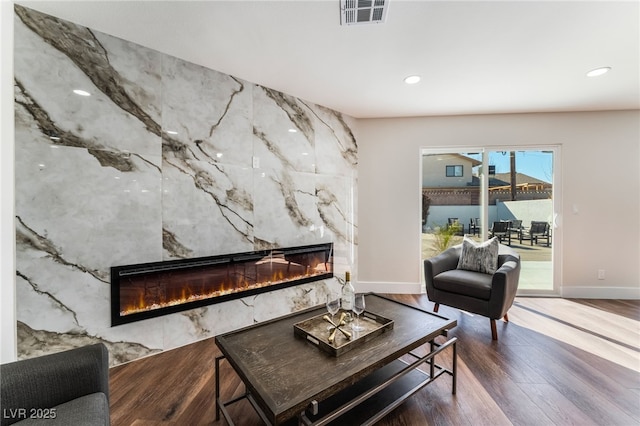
[215,293,457,425]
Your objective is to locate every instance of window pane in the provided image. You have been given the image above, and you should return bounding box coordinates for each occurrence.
[446,165,463,177]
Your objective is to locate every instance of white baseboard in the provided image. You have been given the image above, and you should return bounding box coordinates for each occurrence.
[561,286,640,299]
[355,281,423,294]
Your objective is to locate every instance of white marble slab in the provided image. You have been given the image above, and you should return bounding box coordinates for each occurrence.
[161,159,255,258]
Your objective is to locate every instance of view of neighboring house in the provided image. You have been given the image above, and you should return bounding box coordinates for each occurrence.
[422,153,553,233]
[422,154,481,189]
[422,153,552,207]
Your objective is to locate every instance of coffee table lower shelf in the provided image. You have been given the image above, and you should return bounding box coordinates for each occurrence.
[216,336,457,426]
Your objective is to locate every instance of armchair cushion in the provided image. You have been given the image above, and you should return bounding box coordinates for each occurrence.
[15,393,109,426]
[432,268,493,300]
[0,343,109,426]
[457,237,499,274]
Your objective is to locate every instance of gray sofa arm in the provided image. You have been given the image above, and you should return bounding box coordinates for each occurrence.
[424,246,461,279]
[0,343,109,426]
[488,253,521,319]
[424,246,461,299]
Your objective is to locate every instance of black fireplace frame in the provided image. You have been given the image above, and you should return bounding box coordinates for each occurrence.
[110,243,333,326]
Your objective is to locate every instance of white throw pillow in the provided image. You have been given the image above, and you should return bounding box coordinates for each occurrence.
[457,237,499,274]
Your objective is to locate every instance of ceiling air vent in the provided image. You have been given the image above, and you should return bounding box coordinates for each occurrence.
[340,0,389,26]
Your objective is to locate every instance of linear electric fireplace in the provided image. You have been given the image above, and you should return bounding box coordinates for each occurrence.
[111,243,333,326]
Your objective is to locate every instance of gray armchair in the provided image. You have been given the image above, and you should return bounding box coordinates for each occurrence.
[424,244,521,340]
[0,343,110,426]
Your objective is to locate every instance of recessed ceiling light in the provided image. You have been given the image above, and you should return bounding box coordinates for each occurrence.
[73,89,91,96]
[166,130,178,135]
[586,67,611,77]
[288,128,298,133]
[404,75,421,84]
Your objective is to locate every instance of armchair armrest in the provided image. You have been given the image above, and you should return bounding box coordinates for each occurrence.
[424,245,461,292]
[1,343,109,425]
[488,253,521,319]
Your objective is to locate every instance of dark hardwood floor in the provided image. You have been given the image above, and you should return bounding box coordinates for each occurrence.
[109,295,640,425]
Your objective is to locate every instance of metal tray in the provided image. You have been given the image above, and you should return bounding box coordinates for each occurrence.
[293,309,394,357]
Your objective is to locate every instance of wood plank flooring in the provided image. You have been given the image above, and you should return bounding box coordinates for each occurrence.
[109,295,640,425]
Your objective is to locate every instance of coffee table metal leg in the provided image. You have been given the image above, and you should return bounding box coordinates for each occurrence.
[429,339,435,378]
[452,339,457,395]
[215,355,244,425]
[298,400,318,424]
[245,394,273,425]
[216,354,274,425]
[299,411,312,425]
[215,355,223,421]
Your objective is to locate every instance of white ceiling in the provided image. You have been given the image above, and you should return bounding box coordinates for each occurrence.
[17,0,640,119]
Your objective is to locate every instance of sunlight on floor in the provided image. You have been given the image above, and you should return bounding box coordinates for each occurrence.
[509,298,640,372]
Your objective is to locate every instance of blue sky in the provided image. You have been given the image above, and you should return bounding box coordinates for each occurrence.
[467,151,553,183]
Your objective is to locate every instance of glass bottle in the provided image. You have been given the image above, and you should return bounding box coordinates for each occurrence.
[341,271,355,312]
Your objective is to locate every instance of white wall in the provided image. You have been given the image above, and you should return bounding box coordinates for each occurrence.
[497,199,553,227]
[1,2,17,362]
[357,111,640,298]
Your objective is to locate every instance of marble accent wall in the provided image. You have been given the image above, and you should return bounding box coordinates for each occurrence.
[13,5,357,365]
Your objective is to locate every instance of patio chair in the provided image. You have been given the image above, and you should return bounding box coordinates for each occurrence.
[490,221,511,245]
[447,218,464,235]
[520,221,551,246]
[469,218,480,236]
[508,219,523,240]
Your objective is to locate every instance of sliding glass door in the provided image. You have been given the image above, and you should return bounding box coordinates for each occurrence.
[421,147,560,294]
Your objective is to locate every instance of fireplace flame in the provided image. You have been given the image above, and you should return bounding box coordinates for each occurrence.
[120,263,328,317]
